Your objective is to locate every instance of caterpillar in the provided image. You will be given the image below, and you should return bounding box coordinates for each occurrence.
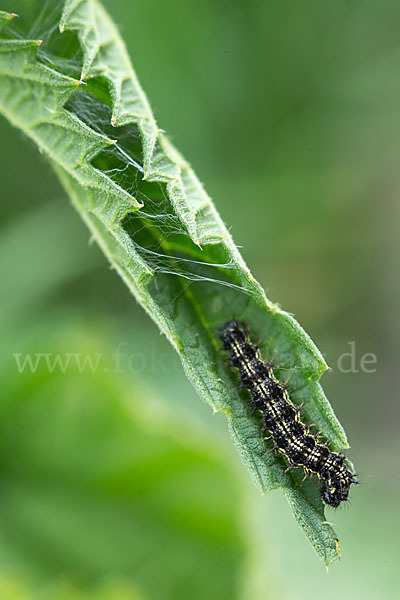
[219,319,357,507]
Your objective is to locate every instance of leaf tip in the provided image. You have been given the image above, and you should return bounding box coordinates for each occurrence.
[324,540,342,570]
[212,407,226,415]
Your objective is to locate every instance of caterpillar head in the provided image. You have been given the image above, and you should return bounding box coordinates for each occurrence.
[320,471,357,507]
[321,480,348,507]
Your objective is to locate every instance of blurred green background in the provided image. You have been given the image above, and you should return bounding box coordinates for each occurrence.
[0,0,399,598]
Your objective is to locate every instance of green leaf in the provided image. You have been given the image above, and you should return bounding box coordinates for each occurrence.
[0,1,352,565]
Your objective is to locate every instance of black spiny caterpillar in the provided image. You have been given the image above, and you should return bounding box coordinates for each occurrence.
[219,319,357,507]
